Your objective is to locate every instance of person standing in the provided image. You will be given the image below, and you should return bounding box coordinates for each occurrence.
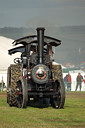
[67,73,72,91]
[83,76,85,84]
[64,75,68,91]
[75,73,83,91]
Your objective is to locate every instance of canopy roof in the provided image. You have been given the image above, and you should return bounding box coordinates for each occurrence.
[12,35,61,47]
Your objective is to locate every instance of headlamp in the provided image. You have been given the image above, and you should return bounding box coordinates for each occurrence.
[36,67,46,80]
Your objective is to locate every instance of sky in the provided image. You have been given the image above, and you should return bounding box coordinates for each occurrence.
[0,0,85,28]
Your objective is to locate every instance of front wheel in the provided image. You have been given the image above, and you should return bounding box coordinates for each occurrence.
[16,78,28,108]
[51,79,65,109]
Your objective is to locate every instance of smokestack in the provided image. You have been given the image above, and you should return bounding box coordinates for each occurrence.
[37,27,45,64]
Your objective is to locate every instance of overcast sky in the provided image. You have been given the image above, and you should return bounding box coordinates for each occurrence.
[0,0,85,28]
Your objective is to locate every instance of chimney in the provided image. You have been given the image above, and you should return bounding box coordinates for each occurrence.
[37,27,45,64]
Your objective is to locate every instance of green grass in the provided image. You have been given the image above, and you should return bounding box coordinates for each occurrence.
[0,92,85,128]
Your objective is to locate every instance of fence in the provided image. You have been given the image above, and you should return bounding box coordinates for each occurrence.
[64,81,85,91]
[0,72,85,92]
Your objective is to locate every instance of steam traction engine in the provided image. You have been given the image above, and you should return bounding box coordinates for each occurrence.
[7,28,65,108]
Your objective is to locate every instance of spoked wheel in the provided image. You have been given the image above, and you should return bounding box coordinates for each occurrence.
[51,79,65,109]
[17,78,28,108]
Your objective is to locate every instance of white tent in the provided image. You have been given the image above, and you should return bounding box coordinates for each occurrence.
[0,36,21,86]
[0,36,21,72]
[52,61,66,69]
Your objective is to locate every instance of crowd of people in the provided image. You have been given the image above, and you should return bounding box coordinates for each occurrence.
[64,73,85,91]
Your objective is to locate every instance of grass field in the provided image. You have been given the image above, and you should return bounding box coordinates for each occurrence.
[0,92,85,128]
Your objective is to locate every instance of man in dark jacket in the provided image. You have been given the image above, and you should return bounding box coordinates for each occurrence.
[75,73,83,91]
